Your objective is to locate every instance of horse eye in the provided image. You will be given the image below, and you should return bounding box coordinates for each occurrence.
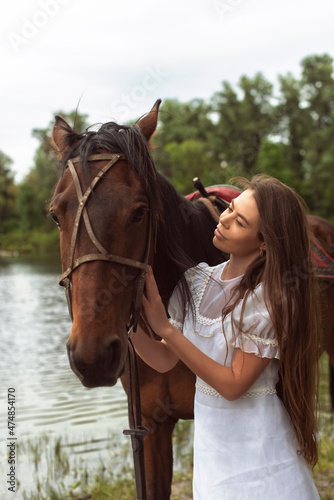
[50,211,61,228]
[132,207,149,224]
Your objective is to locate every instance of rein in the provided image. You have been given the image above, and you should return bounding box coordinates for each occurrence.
[58,153,151,499]
[123,338,151,499]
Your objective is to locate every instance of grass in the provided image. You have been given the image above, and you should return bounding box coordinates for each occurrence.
[312,354,334,500]
[17,355,334,500]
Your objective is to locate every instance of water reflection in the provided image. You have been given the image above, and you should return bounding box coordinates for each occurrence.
[0,256,129,497]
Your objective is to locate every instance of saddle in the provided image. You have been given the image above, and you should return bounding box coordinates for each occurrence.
[187,180,334,281]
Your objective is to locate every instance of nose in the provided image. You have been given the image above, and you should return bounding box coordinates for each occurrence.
[66,336,123,387]
[219,213,229,229]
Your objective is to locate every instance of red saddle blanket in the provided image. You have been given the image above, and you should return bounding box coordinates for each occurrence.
[311,240,334,280]
[187,185,334,280]
[186,184,241,203]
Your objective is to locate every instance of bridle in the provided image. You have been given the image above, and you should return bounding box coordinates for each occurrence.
[58,152,152,499]
[58,152,153,333]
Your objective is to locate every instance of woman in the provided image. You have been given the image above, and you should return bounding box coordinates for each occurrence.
[131,175,320,499]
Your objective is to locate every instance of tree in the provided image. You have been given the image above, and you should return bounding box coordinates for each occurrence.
[19,110,89,232]
[31,110,88,198]
[300,54,334,216]
[255,139,296,185]
[0,152,17,232]
[277,54,334,216]
[163,139,218,194]
[210,73,274,175]
[153,98,217,180]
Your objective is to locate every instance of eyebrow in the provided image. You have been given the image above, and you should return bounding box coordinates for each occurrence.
[231,199,250,226]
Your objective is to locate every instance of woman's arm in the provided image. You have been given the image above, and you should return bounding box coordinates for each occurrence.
[130,326,180,373]
[140,267,271,401]
[158,326,270,400]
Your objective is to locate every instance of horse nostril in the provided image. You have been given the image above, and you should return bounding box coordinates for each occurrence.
[66,336,123,387]
[66,340,74,364]
[66,341,86,381]
[103,337,122,374]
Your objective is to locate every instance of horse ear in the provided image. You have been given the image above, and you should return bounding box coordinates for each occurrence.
[52,115,74,155]
[136,99,162,142]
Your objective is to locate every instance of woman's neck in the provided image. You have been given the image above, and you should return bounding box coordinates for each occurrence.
[222,255,256,280]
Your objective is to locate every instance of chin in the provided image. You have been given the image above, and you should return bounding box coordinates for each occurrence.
[212,235,226,252]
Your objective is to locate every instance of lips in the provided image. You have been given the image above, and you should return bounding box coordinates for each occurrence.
[214,227,227,241]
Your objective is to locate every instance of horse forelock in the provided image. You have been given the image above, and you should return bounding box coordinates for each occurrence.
[58,121,162,217]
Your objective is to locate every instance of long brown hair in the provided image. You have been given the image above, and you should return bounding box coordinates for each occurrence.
[224,174,320,467]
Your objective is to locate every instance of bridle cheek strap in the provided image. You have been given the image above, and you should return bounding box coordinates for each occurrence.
[58,153,153,331]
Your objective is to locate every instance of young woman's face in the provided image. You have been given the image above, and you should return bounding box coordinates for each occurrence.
[213,189,264,261]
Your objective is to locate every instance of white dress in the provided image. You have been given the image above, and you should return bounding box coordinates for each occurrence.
[168,262,320,500]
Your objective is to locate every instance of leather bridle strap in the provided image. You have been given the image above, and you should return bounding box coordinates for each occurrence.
[59,153,128,286]
[58,153,152,331]
[123,338,151,499]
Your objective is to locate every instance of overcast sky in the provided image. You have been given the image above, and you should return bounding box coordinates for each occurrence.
[1,0,334,181]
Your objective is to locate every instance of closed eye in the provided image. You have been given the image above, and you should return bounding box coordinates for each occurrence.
[227,205,245,227]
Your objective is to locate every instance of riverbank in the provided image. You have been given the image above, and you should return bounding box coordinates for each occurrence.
[0,250,19,257]
[14,355,334,500]
[16,420,194,500]
[0,227,59,256]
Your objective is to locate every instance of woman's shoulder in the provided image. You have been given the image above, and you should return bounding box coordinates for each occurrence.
[230,282,279,355]
[185,261,227,280]
[234,282,269,318]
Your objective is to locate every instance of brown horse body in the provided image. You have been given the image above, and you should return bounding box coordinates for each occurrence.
[51,101,334,499]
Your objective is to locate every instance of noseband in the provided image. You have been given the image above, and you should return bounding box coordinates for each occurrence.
[58,153,152,332]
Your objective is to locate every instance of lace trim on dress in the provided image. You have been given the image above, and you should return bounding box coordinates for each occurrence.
[169,318,183,331]
[192,264,243,328]
[241,386,277,398]
[195,381,277,399]
[241,332,279,347]
[194,268,219,326]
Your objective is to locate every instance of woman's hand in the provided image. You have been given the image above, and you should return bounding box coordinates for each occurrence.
[142,266,171,337]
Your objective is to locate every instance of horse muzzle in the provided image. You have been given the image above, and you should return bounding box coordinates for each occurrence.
[66,335,125,388]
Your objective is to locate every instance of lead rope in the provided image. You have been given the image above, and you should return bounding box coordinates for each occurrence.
[123,338,151,499]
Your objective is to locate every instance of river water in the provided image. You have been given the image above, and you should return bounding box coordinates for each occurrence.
[0,256,130,498]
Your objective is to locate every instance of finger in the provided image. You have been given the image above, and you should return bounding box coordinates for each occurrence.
[142,294,148,309]
[145,266,159,299]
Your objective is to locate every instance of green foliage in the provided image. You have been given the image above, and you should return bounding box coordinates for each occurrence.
[210,72,274,174]
[0,110,89,254]
[163,139,215,194]
[0,151,17,233]
[276,54,334,216]
[153,98,216,179]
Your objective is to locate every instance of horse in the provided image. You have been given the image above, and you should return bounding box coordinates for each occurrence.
[50,100,334,499]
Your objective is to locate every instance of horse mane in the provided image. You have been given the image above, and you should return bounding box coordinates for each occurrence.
[154,173,224,305]
[58,121,162,217]
[58,121,225,310]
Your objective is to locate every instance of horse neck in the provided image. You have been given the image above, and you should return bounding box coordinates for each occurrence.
[152,190,223,303]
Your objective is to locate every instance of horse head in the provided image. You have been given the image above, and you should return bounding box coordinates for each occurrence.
[50,100,162,388]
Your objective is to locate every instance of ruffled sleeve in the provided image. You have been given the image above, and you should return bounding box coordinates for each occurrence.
[168,282,184,332]
[168,262,209,333]
[230,283,280,359]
